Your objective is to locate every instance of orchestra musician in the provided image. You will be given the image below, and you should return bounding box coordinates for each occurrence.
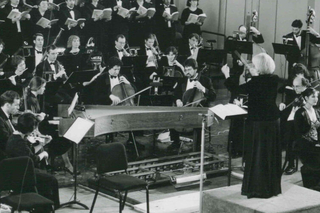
[154,0,178,50]
[6,55,33,91]
[0,39,8,78]
[232,24,264,74]
[62,35,88,75]
[179,33,201,61]
[283,19,320,77]
[223,53,281,198]
[294,87,320,191]
[24,33,45,74]
[158,46,184,77]
[180,0,204,41]
[0,91,20,156]
[168,58,215,152]
[57,0,85,47]
[5,112,60,211]
[279,75,309,175]
[91,56,144,149]
[0,0,31,55]
[108,34,131,60]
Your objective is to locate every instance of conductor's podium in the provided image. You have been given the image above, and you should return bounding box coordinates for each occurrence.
[202,183,320,213]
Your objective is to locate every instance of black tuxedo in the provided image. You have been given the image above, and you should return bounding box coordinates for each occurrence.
[109,0,131,40]
[108,46,123,59]
[154,3,178,50]
[58,4,84,46]
[24,47,44,74]
[173,75,216,107]
[0,108,14,151]
[35,59,67,82]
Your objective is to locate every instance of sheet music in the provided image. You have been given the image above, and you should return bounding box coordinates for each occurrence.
[63,117,94,144]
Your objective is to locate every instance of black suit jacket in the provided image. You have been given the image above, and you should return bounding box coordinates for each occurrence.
[174,75,216,106]
[109,0,131,36]
[58,4,83,32]
[0,108,14,151]
[35,59,67,82]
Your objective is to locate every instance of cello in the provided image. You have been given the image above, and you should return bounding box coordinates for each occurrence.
[111,75,136,106]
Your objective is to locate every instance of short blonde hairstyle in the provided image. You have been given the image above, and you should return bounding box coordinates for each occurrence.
[67,35,80,48]
[252,53,275,75]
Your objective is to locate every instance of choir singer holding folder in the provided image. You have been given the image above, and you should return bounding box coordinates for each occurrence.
[222,53,281,199]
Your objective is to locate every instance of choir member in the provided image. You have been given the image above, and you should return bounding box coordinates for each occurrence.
[81,0,111,53]
[168,58,215,152]
[154,0,178,50]
[129,0,155,46]
[57,0,85,47]
[180,0,203,41]
[294,88,320,191]
[0,0,31,55]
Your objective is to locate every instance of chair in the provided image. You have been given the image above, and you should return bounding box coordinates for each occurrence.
[90,143,149,213]
[0,156,55,213]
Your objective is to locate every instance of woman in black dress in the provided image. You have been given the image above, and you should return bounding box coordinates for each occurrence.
[223,53,281,198]
[294,88,320,190]
[158,46,184,77]
[180,0,204,40]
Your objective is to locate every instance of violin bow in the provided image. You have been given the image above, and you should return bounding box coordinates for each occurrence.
[115,86,152,106]
[183,97,206,107]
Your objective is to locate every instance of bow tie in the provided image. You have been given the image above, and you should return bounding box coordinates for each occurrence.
[68,8,74,12]
[146,47,151,51]
[35,49,42,54]
[117,49,123,52]
[296,34,301,38]
[12,6,17,9]
[190,47,196,50]
[164,5,170,8]
[49,62,55,65]
[110,75,117,79]
[189,78,197,82]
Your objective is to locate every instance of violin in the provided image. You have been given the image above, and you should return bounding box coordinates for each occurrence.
[182,65,208,107]
[111,75,136,106]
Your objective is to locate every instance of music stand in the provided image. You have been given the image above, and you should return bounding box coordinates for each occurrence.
[60,115,94,210]
[225,39,253,54]
[272,43,300,78]
[64,70,99,104]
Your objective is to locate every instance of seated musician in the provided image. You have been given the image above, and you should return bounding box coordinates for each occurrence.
[168,58,216,152]
[6,55,33,91]
[62,35,88,74]
[92,56,144,149]
[23,76,74,174]
[0,39,8,78]
[232,24,264,74]
[138,33,161,84]
[279,75,309,175]
[283,19,320,77]
[108,34,131,60]
[24,33,45,75]
[0,91,20,158]
[179,33,201,61]
[294,88,320,191]
[158,46,184,77]
[5,112,60,210]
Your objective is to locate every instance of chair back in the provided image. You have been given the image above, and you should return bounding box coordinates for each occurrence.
[0,156,36,192]
[96,143,128,174]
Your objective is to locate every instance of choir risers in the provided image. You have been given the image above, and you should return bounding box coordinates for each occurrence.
[57,105,214,137]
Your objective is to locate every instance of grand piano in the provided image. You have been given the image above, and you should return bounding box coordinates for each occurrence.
[57,105,214,150]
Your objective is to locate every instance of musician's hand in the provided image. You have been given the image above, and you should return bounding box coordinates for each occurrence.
[250,26,260,35]
[37,112,46,121]
[15,68,25,76]
[80,22,85,29]
[237,60,244,66]
[43,135,52,144]
[38,151,49,160]
[308,26,320,37]
[99,65,106,73]
[24,14,31,20]
[110,94,121,105]
[173,60,183,69]
[149,72,157,80]
[176,99,183,107]
[194,81,205,93]
[114,5,120,11]
[9,76,17,85]
[279,103,286,111]
[221,64,230,79]
[233,99,242,106]
[249,67,259,76]
[119,76,130,84]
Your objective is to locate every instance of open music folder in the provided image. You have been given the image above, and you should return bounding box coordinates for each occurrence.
[63,117,94,144]
[209,104,247,120]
